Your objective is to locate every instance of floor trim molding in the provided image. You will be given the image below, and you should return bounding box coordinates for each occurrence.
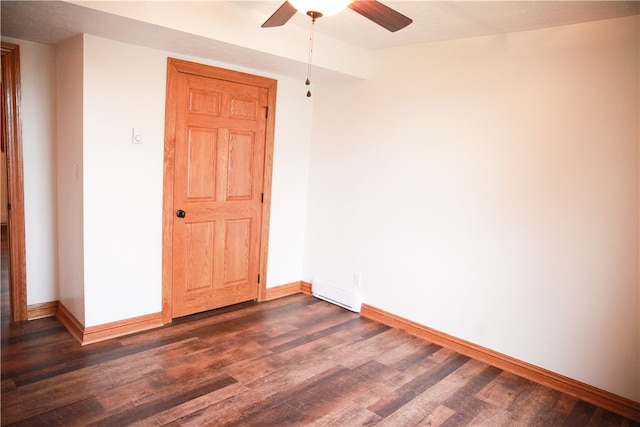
[264,280,312,300]
[360,302,640,421]
[83,312,164,345]
[56,302,85,344]
[56,302,163,346]
[264,281,305,300]
[27,301,58,320]
[300,281,312,295]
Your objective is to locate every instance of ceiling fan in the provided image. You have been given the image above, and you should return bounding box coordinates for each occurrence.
[262,0,412,97]
[262,0,413,33]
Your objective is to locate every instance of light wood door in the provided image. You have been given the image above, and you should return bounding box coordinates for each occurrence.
[165,60,275,319]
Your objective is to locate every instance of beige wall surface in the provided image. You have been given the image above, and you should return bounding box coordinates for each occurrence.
[305,16,640,401]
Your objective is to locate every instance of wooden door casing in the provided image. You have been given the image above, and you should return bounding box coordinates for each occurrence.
[1,42,27,322]
[163,59,277,322]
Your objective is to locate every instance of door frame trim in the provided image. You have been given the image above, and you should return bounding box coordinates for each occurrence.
[1,42,28,322]
[161,58,277,324]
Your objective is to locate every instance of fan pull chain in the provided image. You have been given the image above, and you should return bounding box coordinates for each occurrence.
[306,16,316,97]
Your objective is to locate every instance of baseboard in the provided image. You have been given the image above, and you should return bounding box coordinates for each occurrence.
[27,301,58,320]
[301,281,312,295]
[56,301,163,346]
[55,302,85,344]
[264,281,312,299]
[83,312,164,345]
[360,303,640,422]
[264,281,305,300]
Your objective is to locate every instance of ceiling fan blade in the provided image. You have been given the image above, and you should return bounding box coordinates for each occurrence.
[348,0,412,32]
[262,1,297,28]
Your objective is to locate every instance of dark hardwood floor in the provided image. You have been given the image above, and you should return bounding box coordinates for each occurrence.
[1,227,638,426]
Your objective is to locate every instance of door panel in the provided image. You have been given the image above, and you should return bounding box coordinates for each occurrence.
[185,222,215,291]
[224,218,251,285]
[227,131,255,199]
[186,128,217,200]
[169,69,270,318]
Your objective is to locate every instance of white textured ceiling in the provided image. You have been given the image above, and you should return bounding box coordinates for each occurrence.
[236,1,640,50]
[3,1,638,51]
[1,1,638,82]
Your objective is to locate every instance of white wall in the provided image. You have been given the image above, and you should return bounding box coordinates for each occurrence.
[266,83,312,287]
[80,35,312,326]
[56,35,85,323]
[304,16,640,401]
[20,40,59,305]
[1,38,59,306]
[81,35,165,326]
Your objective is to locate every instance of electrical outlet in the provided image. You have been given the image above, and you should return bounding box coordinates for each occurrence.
[353,273,362,288]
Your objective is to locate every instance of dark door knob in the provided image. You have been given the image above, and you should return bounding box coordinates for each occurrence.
[176,209,186,218]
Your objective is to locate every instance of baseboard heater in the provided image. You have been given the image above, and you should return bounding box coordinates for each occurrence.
[312,280,364,313]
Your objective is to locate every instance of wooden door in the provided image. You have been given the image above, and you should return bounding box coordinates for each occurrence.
[163,59,276,319]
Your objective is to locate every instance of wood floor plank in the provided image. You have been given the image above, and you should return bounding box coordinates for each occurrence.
[379,401,455,426]
[175,365,350,427]
[0,336,202,424]
[127,381,249,427]
[375,347,467,404]
[9,396,105,427]
[223,361,395,427]
[465,407,516,426]
[389,341,443,372]
[356,318,392,339]
[534,392,583,426]
[376,358,492,425]
[587,408,638,427]
[306,399,382,426]
[259,305,357,349]
[1,361,164,425]
[441,395,489,426]
[92,339,217,412]
[90,374,238,427]
[503,383,563,425]
[435,365,504,425]
[564,399,600,426]
[223,351,289,384]
[368,352,471,418]
[330,328,423,370]
[13,333,192,388]
[446,364,503,403]
[173,355,352,425]
[475,369,538,410]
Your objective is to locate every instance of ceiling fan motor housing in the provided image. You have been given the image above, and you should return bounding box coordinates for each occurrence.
[306,10,323,20]
[262,1,413,33]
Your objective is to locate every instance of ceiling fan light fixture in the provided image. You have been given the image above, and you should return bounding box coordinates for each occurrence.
[289,0,354,18]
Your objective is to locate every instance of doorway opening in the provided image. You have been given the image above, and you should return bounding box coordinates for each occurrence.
[1,42,28,322]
